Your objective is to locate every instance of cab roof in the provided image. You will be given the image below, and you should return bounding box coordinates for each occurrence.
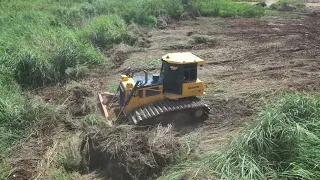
[162,52,204,65]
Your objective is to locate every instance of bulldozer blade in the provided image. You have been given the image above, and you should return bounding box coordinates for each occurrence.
[97,92,117,127]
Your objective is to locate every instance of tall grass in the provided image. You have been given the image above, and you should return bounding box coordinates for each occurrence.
[0,0,265,88]
[160,94,320,179]
[82,15,137,48]
[0,68,25,154]
[0,67,28,178]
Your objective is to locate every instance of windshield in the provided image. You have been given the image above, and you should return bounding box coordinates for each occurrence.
[160,61,167,78]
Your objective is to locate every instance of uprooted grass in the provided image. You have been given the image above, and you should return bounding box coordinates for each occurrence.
[160,94,320,179]
[190,34,218,45]
[80,124,200,179]
[64,81,95,117]
[162,34,219,50]
[31,132,100,180]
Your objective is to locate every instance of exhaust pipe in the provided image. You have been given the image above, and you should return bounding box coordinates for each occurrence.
[143,70,148,85]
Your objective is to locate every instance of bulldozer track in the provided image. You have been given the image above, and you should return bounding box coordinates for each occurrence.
[128,97,210,125]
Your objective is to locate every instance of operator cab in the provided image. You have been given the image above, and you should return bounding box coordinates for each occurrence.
[159,52,204,95]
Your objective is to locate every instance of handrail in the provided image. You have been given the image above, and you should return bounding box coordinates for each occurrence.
[124,80,142,106]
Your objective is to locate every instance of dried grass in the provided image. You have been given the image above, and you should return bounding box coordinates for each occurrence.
[81,124,181,179]
[64,81,95,116]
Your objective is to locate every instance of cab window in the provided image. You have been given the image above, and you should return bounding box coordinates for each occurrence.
[183,63,197,81]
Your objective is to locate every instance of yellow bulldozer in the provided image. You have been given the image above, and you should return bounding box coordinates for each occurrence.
[98,52,210,126]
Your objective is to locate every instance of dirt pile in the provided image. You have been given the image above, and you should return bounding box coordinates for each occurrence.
[80,125,181,179]
[109,43,138,67]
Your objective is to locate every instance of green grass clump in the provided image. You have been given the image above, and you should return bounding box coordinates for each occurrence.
[160,94,320,179]
[12,37,104,88]
[0,70,31,176]
[191,34,218,45]
[83,15,137,48]
[197,0,265,17]
[270,0,305,10]
[0,78,27,155]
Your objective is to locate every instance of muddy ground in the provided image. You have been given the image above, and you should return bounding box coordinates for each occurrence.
[8,9,320,180]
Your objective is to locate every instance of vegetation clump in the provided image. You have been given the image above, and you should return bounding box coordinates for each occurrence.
[161,94,320,179]
[80,125,198,179]
[270,0,305,11]
[197,0,265,17]
[83,15,137,49]
[190,34,218,45]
